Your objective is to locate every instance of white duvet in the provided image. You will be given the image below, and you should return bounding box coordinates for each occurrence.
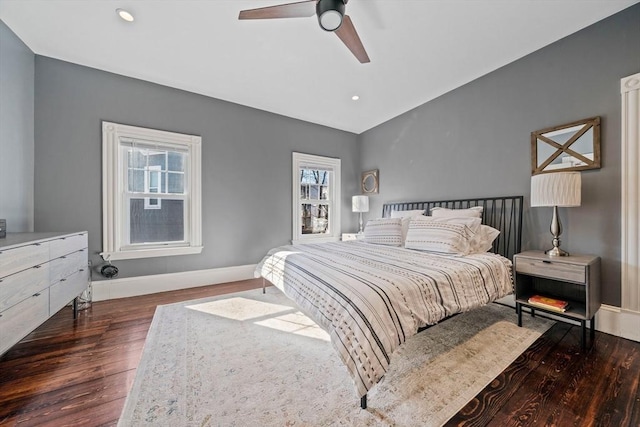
[255,240,513,398]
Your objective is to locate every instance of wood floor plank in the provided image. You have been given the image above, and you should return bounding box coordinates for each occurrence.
[1,279,639,426]
[443,321,572,427]
[488,324,585,426]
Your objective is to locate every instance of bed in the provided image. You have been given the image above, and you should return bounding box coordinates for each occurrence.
[255,196,523,409]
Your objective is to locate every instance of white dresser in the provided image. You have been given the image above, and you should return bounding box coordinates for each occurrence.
[0,231,89,355]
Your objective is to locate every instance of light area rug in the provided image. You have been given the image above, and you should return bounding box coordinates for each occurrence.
[118,288,553,427]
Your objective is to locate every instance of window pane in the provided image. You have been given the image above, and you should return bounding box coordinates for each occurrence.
[301,203,329,235]
[168,173,185,193]
[300,168,331,185]
[128,170,145,192]
[147,152,166,169]
[309,185,320,200]
[168,152,185,172]
[320,185,328,200]
[128,149,147,168]
[300,184,309,200]
[129,198,185,243]
[160,171,167,193]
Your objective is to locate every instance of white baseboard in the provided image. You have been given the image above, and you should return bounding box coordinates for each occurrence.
[596,304,640,342]
[91,264,257,301]
[495,296,639,343]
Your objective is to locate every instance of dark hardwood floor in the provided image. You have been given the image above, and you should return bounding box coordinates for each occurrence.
[1,279,638,426]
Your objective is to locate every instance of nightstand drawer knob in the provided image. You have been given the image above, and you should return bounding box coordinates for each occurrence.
[543,260,551,264]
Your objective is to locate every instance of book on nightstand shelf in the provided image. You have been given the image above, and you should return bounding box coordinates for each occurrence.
[527,295,569,313]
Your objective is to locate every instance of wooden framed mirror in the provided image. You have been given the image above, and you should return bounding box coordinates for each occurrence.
[361,169,379,194]
[531,116,601,175]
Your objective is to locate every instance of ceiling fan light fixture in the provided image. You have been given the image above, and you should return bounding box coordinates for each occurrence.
[316,0,345,32]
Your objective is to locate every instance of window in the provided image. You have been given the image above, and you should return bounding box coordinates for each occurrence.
[102,122,202,260]
[292,152,341,244]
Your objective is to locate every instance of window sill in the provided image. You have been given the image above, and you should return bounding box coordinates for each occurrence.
[100,245,203,261]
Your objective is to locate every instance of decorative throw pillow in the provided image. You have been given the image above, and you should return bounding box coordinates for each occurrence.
[390,209,425,244]
[430,206,483,218]
[471,225,501,253]
[404,218,477,255]
[364,218,403,247]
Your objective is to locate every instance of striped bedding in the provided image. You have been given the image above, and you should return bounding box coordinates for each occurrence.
[255,240,514,398]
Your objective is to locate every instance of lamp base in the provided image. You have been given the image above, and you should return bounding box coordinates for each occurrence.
[546,206,570,256]
[545,246,570,257]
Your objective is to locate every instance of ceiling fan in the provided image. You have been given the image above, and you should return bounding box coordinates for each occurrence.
[239,0,370,63]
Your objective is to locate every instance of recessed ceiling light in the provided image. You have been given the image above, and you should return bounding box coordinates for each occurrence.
[116,8,135,22]
[352,95,360,101]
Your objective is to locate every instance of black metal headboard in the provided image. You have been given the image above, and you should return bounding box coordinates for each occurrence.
[382,196,523,260]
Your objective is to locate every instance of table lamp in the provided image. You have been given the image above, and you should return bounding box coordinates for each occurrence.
[531,172,581,256]
[352,195,369,234]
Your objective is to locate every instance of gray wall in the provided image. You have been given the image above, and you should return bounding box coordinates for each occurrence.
[33,57,359,280]
[0,20,34,232]
[358,4,640,307]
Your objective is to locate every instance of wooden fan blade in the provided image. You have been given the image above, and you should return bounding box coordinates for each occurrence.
[335,15,370,63]
[239,1,316,20]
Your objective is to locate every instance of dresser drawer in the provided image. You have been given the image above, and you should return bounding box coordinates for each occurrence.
[0,263,50,312]
[0,290,49,355]
[515,257,586,283]
[0,242,50,278]
[49,250,86,283]
[50,268,89,315]
[49,233,88,259]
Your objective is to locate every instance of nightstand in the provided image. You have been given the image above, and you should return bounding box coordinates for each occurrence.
[341,233,362,241]
[514,251,601,350]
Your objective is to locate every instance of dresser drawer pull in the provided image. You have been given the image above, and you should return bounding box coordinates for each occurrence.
[60,278,66,282]
[34,243,41,246]
[33,292,41,297]
[542,260,551,264]
[33,265,42,269]
[79,269,84,272]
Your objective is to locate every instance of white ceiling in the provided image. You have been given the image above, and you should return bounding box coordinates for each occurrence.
[1,0,636,134]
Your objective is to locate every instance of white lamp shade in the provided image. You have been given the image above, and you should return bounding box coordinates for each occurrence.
[352,195,369,213]
[531,172,581,207]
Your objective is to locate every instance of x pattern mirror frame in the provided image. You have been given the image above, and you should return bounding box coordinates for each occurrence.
[361,169,379,194]
[531,116,601,175]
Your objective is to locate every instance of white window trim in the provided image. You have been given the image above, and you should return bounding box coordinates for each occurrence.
[102,121,203,261]
[292,152,341,244]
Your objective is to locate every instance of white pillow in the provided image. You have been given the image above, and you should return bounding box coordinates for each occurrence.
[430,216,482,234]
[471,225,501,253]
[390,209,425,218]
[364,218,403,246]
[430,206,483,218]
[390,209,425,243]
[404,218,477,256]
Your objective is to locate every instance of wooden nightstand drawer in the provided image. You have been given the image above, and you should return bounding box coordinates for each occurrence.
[515,257,585,284]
